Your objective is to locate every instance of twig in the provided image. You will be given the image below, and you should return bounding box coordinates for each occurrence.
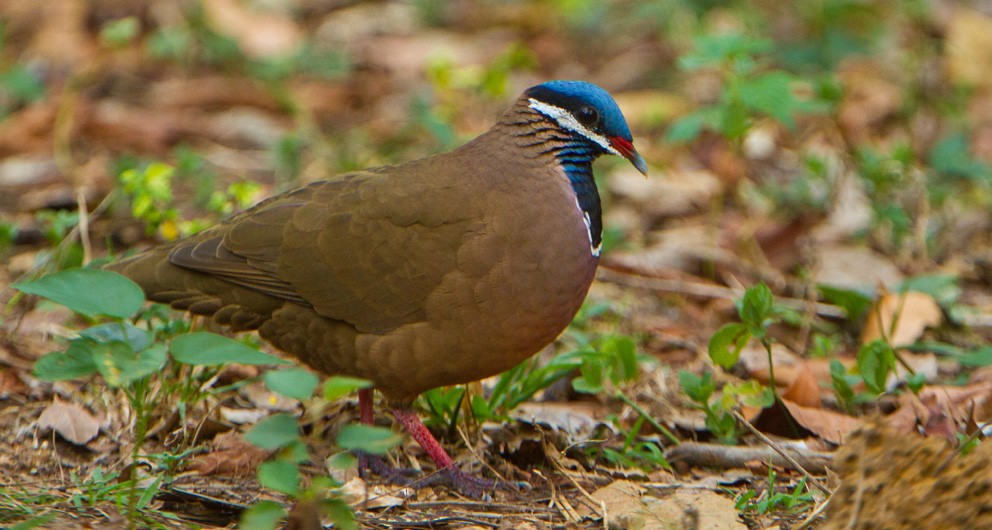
[730,410,831,496]
[665,441,833,473]
[543,436,604,524]
[76,188,92,265]
[794,496,831,530]
[456,425,510,484]
[596,268,846,318]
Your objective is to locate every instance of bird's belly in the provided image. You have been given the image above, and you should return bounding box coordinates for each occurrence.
[365,195,599,401]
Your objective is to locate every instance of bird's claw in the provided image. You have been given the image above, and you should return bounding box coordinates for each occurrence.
[357,451,515,499]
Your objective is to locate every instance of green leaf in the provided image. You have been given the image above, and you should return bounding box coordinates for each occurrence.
[171,332,288,366]
[92,341,167,387]
[708,323,750,369]
[739,71,800,127]
[829,359,855,409]
[929,131,992,181]
[245,413,300,449]
[32,340,99,381]
[13,269,144,318]
[11,513,58,530]
[322,498,357,530]
[322,375,373,401]
[957,347,992,367]
[573,358,605,394]
[604,335,638,381]
[679,370,715,404]
[818,285,873,322]
[264,367,318,401]
[79,322,150,351]
[239,500,285,530]
[258,460,300,496]
[899,274,961,307]
[907,373,927,393]
[0,64,46,104]
[666,111,707,143]
[336,424,402,455]
[100,17,140,48]
[740,283,774,330]
[857,340,895,394]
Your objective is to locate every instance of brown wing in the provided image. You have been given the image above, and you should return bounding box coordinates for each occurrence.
[167,161,481,333]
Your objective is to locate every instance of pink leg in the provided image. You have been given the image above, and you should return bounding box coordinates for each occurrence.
[358,388,374,425]
[392,407,500,498]
[392,408,454,470]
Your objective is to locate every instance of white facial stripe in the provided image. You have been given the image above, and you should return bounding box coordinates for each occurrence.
[574,196,602,257]
[528,98,622,157]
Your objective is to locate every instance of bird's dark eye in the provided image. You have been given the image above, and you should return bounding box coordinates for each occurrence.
[576,106,599,127]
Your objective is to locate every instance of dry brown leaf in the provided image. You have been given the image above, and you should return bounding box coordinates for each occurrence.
[511,401,607,440]
[187,431,270,476]
[0,368,29,397]
[37,397,100,445]
[738,342,801,388]
[946,7,992,88]
[836,59,904,143]
[861,290,942,347]
[202,0,302,59]
[779,399,861,445]
[609,168,721,220]
[781,364,822,408]
[886,381,992,436]
[813,244,904,291]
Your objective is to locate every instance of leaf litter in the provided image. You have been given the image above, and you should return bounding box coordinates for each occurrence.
[3,1,992,529]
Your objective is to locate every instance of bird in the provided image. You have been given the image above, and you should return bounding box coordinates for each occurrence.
[106,80,647,497]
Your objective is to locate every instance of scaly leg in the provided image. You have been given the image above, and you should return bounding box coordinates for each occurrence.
[355,389,417,482]
[392,407,501,498]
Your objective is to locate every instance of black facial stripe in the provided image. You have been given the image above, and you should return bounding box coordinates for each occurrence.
[525,86,605,135]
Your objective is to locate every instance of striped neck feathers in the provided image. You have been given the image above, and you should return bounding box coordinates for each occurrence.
[505,105,604,257]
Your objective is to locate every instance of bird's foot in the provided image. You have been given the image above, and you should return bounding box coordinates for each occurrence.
[356,451,419,485]
[357,451,512,499]
[423,465,508,500]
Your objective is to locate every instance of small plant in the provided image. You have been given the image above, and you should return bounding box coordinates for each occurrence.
[116,160,263,239]
[709,283,781,390]
[13,268,397,528]
[667,32,833,144]
[0,20,46,119]
[735,469,814,514]
[679,370,773,445]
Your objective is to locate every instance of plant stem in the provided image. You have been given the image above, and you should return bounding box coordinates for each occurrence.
[615,391,680,446]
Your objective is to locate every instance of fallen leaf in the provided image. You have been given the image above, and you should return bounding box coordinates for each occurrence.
[202,0,302,59]
[511,401,608,441]
[242,380,299,412]
[861,290,942,347]
[609,167,722,219]
[836,59,904,143]
[946,7,992,88]
[886,381,992,436]
[0,368,29,397]
[813,244,904,291]
[782,364,822,408]
[779,399,862,445]
[37,397,100,445]
[187,431,270,476]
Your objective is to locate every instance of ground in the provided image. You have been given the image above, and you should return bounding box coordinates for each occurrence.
[4,1,992,529]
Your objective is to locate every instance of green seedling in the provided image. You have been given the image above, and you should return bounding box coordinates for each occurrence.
[735,470,814,514]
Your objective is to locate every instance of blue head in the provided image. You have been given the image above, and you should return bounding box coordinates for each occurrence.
[524,80,648,175]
